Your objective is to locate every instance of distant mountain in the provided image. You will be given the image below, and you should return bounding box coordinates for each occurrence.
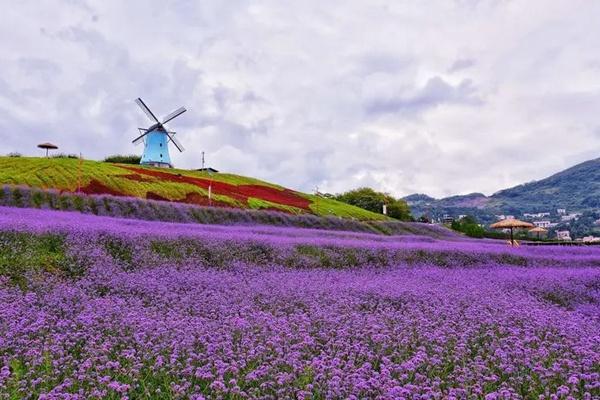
[492,158,600,210]
[405,157,600,224]
[403,193,435,203]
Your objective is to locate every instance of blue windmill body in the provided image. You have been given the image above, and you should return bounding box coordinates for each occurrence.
[132,98,186,168]
[139,129,172,167]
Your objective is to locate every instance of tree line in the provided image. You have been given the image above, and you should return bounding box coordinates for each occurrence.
[323,187,412,221]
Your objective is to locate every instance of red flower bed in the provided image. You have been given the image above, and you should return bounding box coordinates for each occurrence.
[122,167,312,210]
[147,191,233,208]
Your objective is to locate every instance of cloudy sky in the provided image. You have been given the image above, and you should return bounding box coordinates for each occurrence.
[1,1,599,198]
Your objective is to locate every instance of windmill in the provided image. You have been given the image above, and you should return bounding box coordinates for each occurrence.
[132,98,186,168]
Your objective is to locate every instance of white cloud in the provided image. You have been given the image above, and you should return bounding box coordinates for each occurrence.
[0,0,599,198]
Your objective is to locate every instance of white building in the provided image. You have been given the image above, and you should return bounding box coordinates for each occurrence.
[496,215,515,221]
[561,213,582,222]
[442,214,454,224]
[533,220,552,228]
[556,230,572,241]
[524,212,550,219]
[557,209,567,215]
[581,236,600,243]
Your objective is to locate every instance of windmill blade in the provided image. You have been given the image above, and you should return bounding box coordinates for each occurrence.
[161,106,186,125]
[166,131,185,152]
[132,128,150,145]
[135,98,159,123]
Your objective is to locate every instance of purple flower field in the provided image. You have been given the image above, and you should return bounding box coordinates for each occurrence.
[0,207,599,399]
[0,185,456,239]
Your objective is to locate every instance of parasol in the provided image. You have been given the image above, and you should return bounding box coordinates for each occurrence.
[490,218,534,246]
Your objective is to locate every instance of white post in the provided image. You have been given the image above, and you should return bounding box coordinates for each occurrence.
[382,204,387,215]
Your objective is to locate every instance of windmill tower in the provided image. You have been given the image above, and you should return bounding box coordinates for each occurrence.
[132,98,186,168]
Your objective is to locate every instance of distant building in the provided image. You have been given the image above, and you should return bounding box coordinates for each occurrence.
[557,208,567,215]
[556,230,572,241]
[496,215,515,221]
[442,214,454,224]
[523,212,550,219]
[581,236,600,243]
[195,167,219,173]
[561,213,581,222]
[533,220,552,228]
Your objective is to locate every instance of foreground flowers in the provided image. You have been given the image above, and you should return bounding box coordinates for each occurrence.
[0,207,598,399]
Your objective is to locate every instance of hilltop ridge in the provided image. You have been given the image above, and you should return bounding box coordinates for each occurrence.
[0,156,386,220]
[405,157,600,223]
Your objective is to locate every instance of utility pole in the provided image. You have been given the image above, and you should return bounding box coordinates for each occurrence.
[201,151,205,170]
[315,186,319,214]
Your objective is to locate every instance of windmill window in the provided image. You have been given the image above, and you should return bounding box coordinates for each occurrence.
[160,143,162,147]
[160,154,163,158]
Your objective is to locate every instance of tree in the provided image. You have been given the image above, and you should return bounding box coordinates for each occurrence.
[334,187,412,221]
[386,200,412,221]
[451,215,485,238]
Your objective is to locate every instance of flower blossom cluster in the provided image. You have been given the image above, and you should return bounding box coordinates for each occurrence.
[0,207,598,399]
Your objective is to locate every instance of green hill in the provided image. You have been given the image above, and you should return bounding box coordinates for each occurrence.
[406,157,600,223]
[0,156,387,220]
[491,158,600,210]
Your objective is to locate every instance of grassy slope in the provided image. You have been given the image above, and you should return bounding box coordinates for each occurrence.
[0,157,387,220]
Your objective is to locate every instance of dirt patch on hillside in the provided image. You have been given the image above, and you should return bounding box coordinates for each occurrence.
[146,192,170,202]
[122,166,312,210]
[80,180,124,197]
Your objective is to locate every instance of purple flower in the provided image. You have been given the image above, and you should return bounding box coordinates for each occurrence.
[0,205,599,398]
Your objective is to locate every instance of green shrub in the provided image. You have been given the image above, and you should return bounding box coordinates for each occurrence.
[334,187,412,221]
[31,191,44,208]
[103,154,142,164]
[151,240,183,261]
[451,216,485,238]
[0,231,68,287]
[87,197,99,215]
[72,196,85,212]
[50,153,79,159]
[58,195,71,210]
[12,188,23,207]
[119,202,137,217]
[44,192,58,209]
[102,197,112,212]
[101,236,135,269]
